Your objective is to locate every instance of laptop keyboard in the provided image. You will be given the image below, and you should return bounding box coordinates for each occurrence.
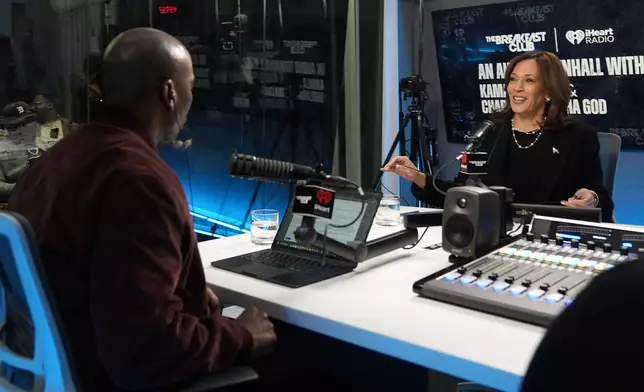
[242,250,350,275]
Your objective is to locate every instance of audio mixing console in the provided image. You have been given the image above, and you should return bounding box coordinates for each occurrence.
[414,216,644,326]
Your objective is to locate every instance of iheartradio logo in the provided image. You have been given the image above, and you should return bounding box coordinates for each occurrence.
[565,30,585,45]
[565,28,614,45]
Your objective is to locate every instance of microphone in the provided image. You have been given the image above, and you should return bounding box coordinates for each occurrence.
[463,120,495,153]
[229,153,355,188]
[451,120,495,190]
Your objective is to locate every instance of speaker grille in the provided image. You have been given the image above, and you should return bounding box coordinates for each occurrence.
[444,214,474,249]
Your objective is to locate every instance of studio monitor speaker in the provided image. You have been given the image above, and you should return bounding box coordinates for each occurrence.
[442,186,501,259]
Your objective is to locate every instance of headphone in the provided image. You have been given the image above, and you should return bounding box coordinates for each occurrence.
[163,80,184,134]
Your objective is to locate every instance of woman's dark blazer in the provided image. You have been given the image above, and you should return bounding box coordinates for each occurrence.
[412,118,615,222]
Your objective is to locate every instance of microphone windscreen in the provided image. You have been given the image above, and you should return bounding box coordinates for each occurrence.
[229,154,254,177]
[229,153,294,181]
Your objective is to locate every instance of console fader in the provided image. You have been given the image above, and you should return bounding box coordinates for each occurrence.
[414,216,644,327]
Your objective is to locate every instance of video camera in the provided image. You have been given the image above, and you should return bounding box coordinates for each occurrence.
[399,75,427,99]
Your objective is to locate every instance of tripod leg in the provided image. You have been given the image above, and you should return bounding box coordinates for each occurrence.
[373,115,410,189]
[423,112,439,168]
[415,112,433,176]
[409,113,420,172]
[398,110,407,157]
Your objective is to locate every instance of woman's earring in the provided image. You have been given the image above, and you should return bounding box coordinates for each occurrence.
[546,98,551,102]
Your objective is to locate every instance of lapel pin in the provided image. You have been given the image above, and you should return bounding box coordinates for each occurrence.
[552,147,559,155]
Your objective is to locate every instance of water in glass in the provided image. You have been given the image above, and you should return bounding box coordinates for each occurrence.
[250,209,279,245]
[376,195,402,226]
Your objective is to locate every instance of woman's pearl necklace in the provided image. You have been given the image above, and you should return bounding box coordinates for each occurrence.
[511,117,543,150]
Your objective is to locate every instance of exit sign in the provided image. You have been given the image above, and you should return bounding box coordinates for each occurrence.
[158,5,178,15]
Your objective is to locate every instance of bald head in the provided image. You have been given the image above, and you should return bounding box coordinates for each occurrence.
[102,28,191,110]
[102,28,194,142]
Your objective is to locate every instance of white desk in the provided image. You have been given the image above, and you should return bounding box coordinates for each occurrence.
[200,208,545,392]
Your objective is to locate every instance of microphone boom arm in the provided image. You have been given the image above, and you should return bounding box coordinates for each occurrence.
[294,216,367,264]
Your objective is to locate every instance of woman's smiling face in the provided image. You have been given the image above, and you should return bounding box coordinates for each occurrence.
[507,58,548,117]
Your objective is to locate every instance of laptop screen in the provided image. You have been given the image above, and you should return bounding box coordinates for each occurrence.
[273,190,382,260]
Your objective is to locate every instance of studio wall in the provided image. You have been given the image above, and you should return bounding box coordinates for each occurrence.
[397,0,644,224]
[0,0,385,240]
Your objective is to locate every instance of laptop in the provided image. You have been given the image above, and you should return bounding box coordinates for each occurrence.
[212,189,382,288]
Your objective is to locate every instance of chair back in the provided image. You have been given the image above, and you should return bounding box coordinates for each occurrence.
[0,212,78,392]
[597,132,621,197]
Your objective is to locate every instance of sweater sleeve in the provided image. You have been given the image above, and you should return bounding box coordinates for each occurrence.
[410,172,467,207]
[89,174,252,390]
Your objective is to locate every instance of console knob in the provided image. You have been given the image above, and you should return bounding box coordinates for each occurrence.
[571,239,580,249]
[540,234,549,244]
[587,241,596,251]
[620,246,630,256]
[555,238,564,246]
[526,232,535,242]
[603,243,612,253]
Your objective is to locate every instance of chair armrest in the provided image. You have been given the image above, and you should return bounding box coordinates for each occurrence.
[179,366,258,392]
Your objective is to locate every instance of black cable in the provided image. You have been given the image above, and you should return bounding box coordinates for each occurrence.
[431,159,458,196]
[379,181,411,207]
[422,86,439,127]
[404,226,430,250]
[184,149,195,213]
[328,181,365,229]
[385,160,457,198]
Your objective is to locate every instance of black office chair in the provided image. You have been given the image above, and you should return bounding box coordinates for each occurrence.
[0,211,257,391]
[597,132,621,198]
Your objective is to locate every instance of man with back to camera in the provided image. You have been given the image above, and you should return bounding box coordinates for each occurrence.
[8,28,276,391]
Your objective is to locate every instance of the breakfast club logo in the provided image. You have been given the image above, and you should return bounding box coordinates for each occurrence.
[484,32,547,52]
[565,28,615,45]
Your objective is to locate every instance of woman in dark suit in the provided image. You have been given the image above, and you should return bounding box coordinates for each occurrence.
[384,51,614,222]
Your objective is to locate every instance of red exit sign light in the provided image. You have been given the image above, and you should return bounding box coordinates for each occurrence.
[158,5,178,15]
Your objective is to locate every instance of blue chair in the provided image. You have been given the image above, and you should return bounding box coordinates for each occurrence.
[0,212,257,391]
[597,132,621,223]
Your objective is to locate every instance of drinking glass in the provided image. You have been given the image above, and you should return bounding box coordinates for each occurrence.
[376,195,402,226]
[250,209,279,245]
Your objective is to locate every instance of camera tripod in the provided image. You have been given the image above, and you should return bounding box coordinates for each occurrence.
[373,0,438,201]
[373,76,438,192]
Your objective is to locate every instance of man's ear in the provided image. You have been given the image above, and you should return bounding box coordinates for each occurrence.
[161,79,176,110]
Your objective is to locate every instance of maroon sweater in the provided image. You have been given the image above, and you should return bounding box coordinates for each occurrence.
[8,115,252,391]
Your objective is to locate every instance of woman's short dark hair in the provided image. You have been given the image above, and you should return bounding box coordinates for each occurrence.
[491,51,571,129]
